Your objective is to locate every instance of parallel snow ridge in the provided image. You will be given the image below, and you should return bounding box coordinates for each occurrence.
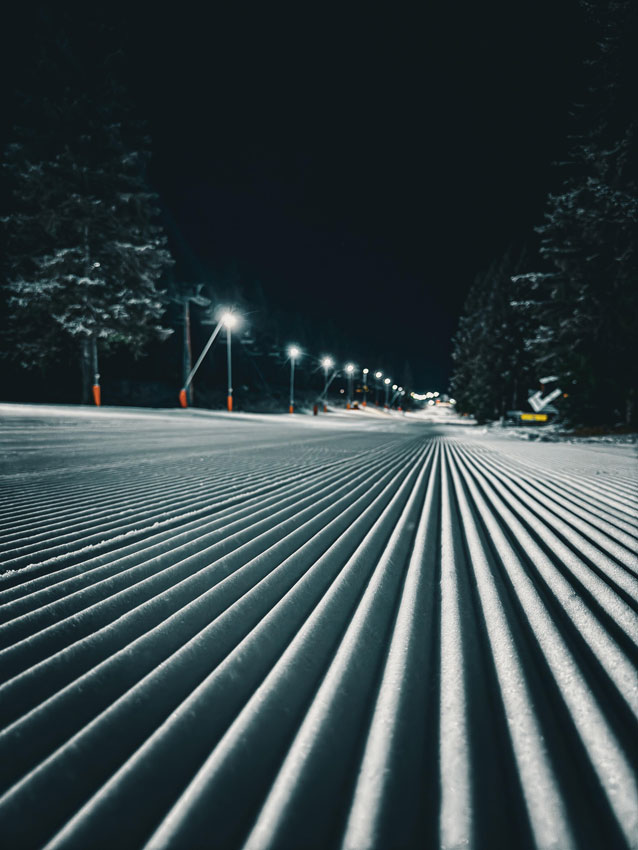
[0,426,637,850]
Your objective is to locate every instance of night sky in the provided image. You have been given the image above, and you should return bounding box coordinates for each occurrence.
[4,3,591,390]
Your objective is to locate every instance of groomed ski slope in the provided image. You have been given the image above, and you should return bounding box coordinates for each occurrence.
[0,403,636,850]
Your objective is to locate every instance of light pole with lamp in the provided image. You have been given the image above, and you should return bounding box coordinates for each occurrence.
[362,368,369,406]
[374,371,383,406]
[221,311,239,411]
[321,356,334,412]
[288,346,300,413]
[384,377,391,408]
[345,363,355,409]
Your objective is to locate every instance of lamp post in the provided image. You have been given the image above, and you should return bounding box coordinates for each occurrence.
[288,346,300,413]
[384,377,391,408]
[345,363,355,409]
[362,368,369,406]
[321,356,334,412]
[221,311,238,411]
[179,316,224,408]
[374,371,383,406]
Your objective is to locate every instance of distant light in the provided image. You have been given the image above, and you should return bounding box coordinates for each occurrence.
[321,356,334,369]
[450,398,456,405]
[398,387,403,392]
[363,368,369,374]
[375,371,383,379]
[433,391,439,397]
[93,262,100,268]
[384,377,391,385]
[345,363,355,374]
[221,311,239,329]
[392,384,397,390]
[288,345,301,359]
[428,399,435,405]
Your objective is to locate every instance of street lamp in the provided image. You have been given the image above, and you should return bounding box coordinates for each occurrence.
[384,377,391,408]
[374,371,383,406]
[288,346,301,413]
[345,363,355,409]
[321,356,334,411]
[221,311,239,411]
[179,309,238,409]
[362,367,369,406]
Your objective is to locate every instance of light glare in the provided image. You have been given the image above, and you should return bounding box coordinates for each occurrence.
[221,311,239,329]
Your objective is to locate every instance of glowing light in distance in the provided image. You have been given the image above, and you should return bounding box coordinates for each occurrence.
[220,311,239,329]
[363,368,369,374]
[433,391,439,397]
[392,384,397,390]
[288,345,301,359]
[384,378,391,385]
[321,356,334,369]
[345,363,355,374]
[375,371,383,379]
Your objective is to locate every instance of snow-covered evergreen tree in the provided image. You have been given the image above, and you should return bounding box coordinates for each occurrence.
[1,16,173,402]
[450,247,534,421]
[515,0,638,424]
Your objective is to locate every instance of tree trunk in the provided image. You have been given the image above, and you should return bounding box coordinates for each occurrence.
[80,337,91,404]
[91,335,99,387]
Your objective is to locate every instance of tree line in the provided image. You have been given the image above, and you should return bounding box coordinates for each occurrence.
[450,0,638,426]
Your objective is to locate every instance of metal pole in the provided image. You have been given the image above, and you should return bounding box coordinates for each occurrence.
[180,317,224,408]
[91,335,101,406]
[289,357,295,413]
[322,366,329,412]
[183,298,193,405]
[226,326,233,411]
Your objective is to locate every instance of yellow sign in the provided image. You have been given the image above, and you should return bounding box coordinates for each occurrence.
[521,413,548,422]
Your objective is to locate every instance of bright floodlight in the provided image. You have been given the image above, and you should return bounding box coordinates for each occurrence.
[384,377,391,385]
[288,345,301,359]
[345,363,355,374]
[375,371,383,379]
[321,356,334,369]
[221,311,239,329]
[363,367,369,374]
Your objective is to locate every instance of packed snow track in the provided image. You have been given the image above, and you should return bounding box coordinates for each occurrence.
[0,404,636,850]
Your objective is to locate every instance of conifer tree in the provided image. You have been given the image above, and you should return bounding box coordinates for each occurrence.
[515,0,638,424]
[450,247,533,421]
[1,14,173,402]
